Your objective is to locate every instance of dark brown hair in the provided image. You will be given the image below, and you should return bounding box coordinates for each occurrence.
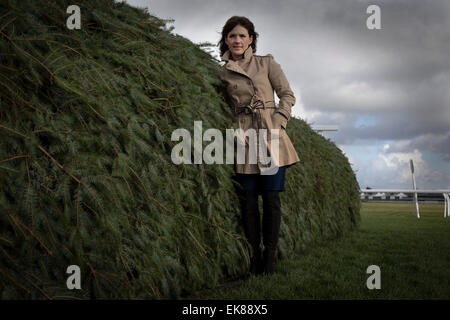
[217,16,259,57]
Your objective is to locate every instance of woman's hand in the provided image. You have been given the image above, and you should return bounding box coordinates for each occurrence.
[272,112,288,130]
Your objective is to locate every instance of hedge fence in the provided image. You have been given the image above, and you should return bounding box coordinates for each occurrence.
[0,0,360,299]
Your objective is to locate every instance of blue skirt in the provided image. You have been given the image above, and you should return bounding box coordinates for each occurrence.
[233,165,291,195]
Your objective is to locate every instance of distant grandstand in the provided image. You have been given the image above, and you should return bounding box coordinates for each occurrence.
[360,191,445,203]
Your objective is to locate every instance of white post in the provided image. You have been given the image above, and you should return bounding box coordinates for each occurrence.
[410,159,420,219]
[443,193,449,218]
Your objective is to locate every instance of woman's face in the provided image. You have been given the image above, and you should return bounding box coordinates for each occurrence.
[225,24,253,60]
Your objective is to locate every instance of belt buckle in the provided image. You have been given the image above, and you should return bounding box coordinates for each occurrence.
[242,105,253,114]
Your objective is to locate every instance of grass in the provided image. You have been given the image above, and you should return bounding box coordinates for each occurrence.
[184,202,450,299]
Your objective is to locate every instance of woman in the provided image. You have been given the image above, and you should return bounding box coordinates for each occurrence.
[218,16,300,275]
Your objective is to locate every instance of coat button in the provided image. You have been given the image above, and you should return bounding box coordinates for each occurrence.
[233,84,237,89]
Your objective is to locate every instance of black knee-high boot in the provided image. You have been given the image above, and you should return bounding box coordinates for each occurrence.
[238,190,263,275]
[262,191,281,274]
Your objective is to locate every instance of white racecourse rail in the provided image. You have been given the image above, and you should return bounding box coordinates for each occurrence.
[360,189,450,219]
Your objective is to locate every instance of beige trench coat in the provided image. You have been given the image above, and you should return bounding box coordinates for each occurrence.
[219,46,300,174]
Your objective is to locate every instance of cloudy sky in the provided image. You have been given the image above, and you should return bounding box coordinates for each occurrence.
[125,0,450,190]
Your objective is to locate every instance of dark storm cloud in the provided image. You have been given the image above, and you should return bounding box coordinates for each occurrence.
[277,0,450,161]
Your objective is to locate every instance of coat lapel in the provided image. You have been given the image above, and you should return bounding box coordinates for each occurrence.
[221,47,253,79]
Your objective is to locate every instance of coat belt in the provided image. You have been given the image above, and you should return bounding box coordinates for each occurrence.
[236,100,276,115]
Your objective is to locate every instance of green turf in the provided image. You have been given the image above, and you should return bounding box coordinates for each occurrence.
[185,202,450,299]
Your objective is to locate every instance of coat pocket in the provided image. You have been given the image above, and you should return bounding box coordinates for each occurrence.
[270,111,287,131]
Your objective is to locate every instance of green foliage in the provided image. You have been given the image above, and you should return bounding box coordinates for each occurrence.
[0,0,360,299]
[278,120,361,257]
